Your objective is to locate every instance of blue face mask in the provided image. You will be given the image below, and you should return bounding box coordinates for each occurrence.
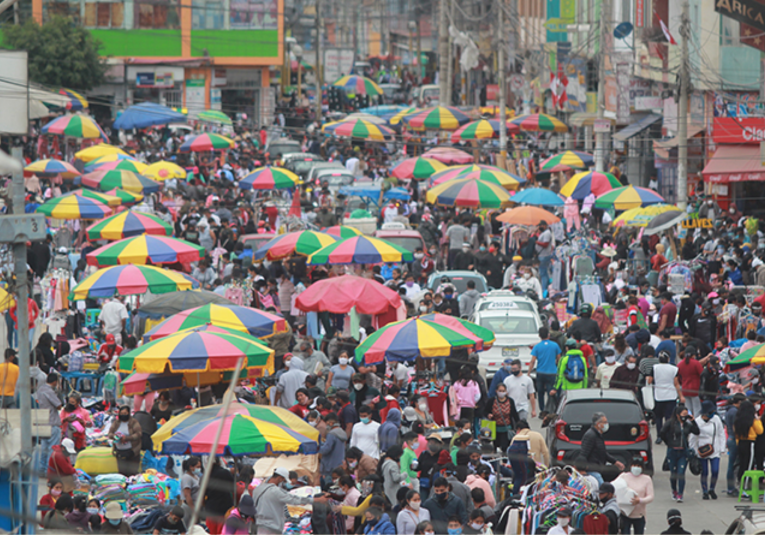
[108,519,121,526]
[361,417,371,424]
[448,528,462,535]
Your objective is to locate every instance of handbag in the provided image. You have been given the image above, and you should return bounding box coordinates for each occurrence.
[688,451,702,475]
[641,384,655,411]
[480,419,497,440]
[662,456,670,472]
[698,419,717,458]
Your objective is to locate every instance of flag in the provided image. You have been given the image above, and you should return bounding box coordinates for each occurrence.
[659,17,677,45]
[549,71,559,108]
[557,62,569,109]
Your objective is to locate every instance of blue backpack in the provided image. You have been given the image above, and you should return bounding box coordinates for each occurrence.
[564,351,585,383]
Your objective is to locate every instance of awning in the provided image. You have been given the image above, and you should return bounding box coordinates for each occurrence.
[702,145,765,183]
[653,124,705,149]
[569,113,615,127]
[613,113,663,142]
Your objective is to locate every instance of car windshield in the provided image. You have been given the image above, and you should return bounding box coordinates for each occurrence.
[269,143,300,156]
[478,300,536,313]
[562,400,643,423]
[323,174,354,186]
[288,160,317,175]
[382,86,400,97]
[479,316,537,334]
[382,236,423,252]
[431,276,486,294]
[423,88,439,99]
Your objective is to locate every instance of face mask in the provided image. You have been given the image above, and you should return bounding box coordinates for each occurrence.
[361,417,371,424]
[65,403,75,412]
[87,507,99,515]
[409,500,421,510]
[308,420,317,427]
[708,200,713,206]
[462,248,470,253]
[479,246,486,252]
[338,357,349,366]
[558,518,570,528]
[631,466,643,476]
[119,414,130,422]
[489,247,496,253]
[448,529,462,535]
[605,356,616,364]
[436,492,448,502]
[195,469,203,477]
[523,273,531,280]
[419,402,428,411]
[109,519,122,526]
[430,249,437,256]
[428,443,439,452]
[51,488,62,496]
[444,293,452,299]
[348,460,358,469]
[425,532,435,535]
[497,391,507,398]
[354,383,364,391]
[601,423,610,433]
[406,281,414,287]
[511,369,521,376]
[627,362,636,370]
[414,253,424,259]
[471,523,484,531]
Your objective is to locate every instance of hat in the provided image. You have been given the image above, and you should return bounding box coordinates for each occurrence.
[171,505,185,518]
[427,434,444,443]
[707,291,719,299]
[601,246,617,257]
[326,386,338,397]
[402,407,418,421]
[557,506,573,517]
[105,502,123,520]
[598,482,615,494]
[61,438,76,455]
[238,494,256,517]
[667,509,682,523]
[503,357,515,365]
[701,400,716,415]
[105,333,115,343]
[273,467,290,480]
[512,255,522,261]
[58,246,67,254]
[733,393,748,403]
[565,338,578,347]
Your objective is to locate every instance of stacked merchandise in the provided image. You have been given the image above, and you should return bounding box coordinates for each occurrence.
[93,474,129,510]
[518,467,596,534]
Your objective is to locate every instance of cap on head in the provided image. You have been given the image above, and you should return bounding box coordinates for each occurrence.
[105,502,123,520]
[105,334,115,343]
[61,438,76,455]
[557,506,572,518]
[273,467,290,480]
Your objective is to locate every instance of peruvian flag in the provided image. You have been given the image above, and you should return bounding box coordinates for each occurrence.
[550,71,559,108]
[659,17,677,45]
[550,62,568,110]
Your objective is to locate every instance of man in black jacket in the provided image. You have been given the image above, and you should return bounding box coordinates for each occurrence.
[598,482,620,535]
[568,304,602,344]
[577,412,624,485]
[423,477,469,534]
[688,302,717,348]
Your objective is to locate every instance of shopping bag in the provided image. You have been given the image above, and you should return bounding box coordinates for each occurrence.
[641,384,655,411]
[480,419,496,440]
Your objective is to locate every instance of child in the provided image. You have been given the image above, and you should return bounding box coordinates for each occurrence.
[153,505,186,535]
[447,516,464,535]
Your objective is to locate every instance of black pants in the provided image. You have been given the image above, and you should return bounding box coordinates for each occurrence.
[654,400,676,438]
[739,440,756,482]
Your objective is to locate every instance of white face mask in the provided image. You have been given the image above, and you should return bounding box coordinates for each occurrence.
[308,420,317,427]
[523,273,531,279]
[425,532,435,535]
[470,523,484,531]
[626,362,636,370]
[605,356,616,364]
[338,357,349,366]
[631,466,643,477]
[354,383,364,391]
[601,422,610,433]
[497,391,507,398]
[419,402,428,411]
[558,518,570,527]
[420,305,428,313]
[409,501,421,510]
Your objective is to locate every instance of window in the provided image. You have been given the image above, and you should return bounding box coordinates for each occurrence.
[136,1,180,28]
[721,12,739,46]
[479,316,538,334]
[193,0,223,29]
[83,1,123,28]
[229,0,278,29]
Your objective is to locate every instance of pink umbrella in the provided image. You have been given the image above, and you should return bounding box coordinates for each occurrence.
[295,275,401,315]
[421,147,473,165]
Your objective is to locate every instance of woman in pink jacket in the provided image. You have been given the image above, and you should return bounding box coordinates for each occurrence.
[452,366,481,423]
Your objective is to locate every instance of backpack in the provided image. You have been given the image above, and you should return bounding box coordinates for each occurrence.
[564,351,585,383]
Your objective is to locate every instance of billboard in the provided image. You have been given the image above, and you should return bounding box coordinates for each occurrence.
[324,48,354,84]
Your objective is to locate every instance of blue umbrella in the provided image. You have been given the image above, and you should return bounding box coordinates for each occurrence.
[511,188,564,207]
[114,102,187,130]
[359,105,409,116]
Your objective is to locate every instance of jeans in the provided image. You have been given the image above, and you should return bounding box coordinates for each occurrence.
[654,400,676,439]
[39,425,61,475]
[727,437,739,492]
[538,255,552,297]
[619,515,646,535]
[590,471,604,487]
[685,395,701,417]
[5,312,16,349]
[667,448,688,496]
[536,373,557,413]
[701,456,720,493]
[0,395,16,408]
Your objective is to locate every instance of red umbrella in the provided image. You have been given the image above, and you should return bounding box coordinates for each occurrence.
[295,275,401,315]
[421,147,473,165]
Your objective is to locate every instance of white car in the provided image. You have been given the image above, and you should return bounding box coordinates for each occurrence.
[471,305,542,376]
[473,290,540,316]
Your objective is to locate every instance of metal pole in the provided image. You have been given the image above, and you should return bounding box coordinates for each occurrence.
[438,0,449,104]
[594,0,609,172]
[416,20,422,85]
[677,0,690,209]
[315,0,323,124]
[498,0,508,168]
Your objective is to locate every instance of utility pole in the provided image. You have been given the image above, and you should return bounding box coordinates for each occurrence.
[438,0,449,105]
[416,19,422,84]
[594,0,610,172]
[498,0,508,168]
[677,0,690,209]
[315,0,323,123]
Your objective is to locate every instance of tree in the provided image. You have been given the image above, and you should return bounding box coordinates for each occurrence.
[2,16,108,90]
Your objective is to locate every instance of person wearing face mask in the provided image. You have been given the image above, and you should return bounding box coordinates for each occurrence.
[528,327,562,415]
[463,510,487,535]
[515,266,543,300]
[610,354,640,393]
[47,438,77,492]
[178,456,202,522]
[458,280,481,318]
[615,457,654,534]
[102,501,133,533]
[60,393,92,451]
[107,405,142,476]
[660,405,700,502]
[688,400,726,500]
[548,506,574,535]
[453,242,476,271]
[363,506,396,535]
[397,489,431,535]
[351,405,382,459]
[578,412,625,486]
[595,349,619,389]
[484,383,520,453]
[411,248,436,283]
[698,196,721,220]
[251,467,327,535]
[326,351,354,392]
[402,274,422,299]
[422,478,468,535]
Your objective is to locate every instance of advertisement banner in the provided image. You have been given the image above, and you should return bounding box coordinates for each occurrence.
[324,49,354,86]
[712,117,765,144]
[714,0,765,34]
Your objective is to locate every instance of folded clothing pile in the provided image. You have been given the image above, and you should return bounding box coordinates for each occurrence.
[93,474,128,506]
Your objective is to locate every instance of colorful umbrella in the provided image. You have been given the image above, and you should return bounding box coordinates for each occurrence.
[643,210,688,236]
[63,189,122,207]
[89,159,148,174]
[253,230,337,261]
[354,316,479,364]
[295,274,402,315]
[539,151,594,171]
[59,89,88,111]
[104,188,144,205]
[86,210,172,240]
[84,153,137,170]
[496,206,560,226]
[401,106,471,130]
[560,171,622,199]
[179,133,235,152]
[308,235,414,265]
[594,186,665,210]
[613,204,681,227]
[71,264,198,300]
[509,113,568,132]
[390,157,448,180]
[36,195,112,220]
[450,119,519,142]
[418,313,495,350]
[239,166,300,190]
[510,188,564,206]
[25,159,80,178]
[143,304,288,341]
[727,343,765,371]
[430,164,525,190]
[386,107,418,126]
[421,147,473,165]
[121,367,261,396]
[322,119,395,141]
[426,177,511,208]
[86,235,205,267]
[142,161,187,181]
[322,225,363,239]
[74,144,128,163]
[333,75,383,96]
[82,169,161,194]
[478,106,513,117]
[41,114,108,140]
[345,113,388,125]
[197,110,232,125]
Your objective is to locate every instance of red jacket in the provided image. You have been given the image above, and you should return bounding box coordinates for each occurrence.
[47,446,76,478]
[10,298,39,329]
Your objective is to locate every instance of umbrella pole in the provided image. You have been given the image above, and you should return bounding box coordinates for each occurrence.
[187,356,244,531]
[197,372,201,407]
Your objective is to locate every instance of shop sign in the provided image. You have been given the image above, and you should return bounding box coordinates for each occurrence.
[593,119,611,133]
[681,212,713,229]
[136,72,173,88]
[715,0,765,35]
[712,117,765,144]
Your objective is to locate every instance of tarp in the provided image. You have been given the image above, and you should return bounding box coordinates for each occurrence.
[114,102,187,130]
[702,145,765,183]
[337,185,411,204]
[612,113,662,142]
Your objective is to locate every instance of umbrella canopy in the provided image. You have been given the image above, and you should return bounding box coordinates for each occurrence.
[402,106,471,130]
[322,225,363,238]
[613,204,681,227]
[62,189,122,207]
[253,230,337,261]
[430,164,525,190]
[25,159,80,178]
[509,113,568,132]
[36,195,112,220]
[86,210,172,240]
[86,235,205,267]
[119,326,274,374]
[450,119,519,142]
[104,188,144,205]
[390,157,448,180]
[179,133,235,152]
[197,110,232,125]
[426,177,511,208]
[137,290,233,320]
[360,104,410,116]
[510,188,564,206]
[295,274,402,315]
[345,112,388,125]
[560,171,621,199]
[308,235,414,265]
[83,154,137,172]
[418,313,495,350]
[142,161,187,181]
[113,102,187,130]
[82,169,161,194]
[496,206,560,226]
[726,343,765,371]
[333,75,383,95]
[421,147,473,165]
[539,151,594,171]
[239,166,300,190]
[71,264,199,300]
[74,144,128,163]
[594,186,665,210]
[643,209,688,236]
[90,159,148,173]
[42,114,108,140]
[322,119,395,141]
[143,304,288,341]
[386,107,419,126]
[59,89,88,111]
[122,370,254,396]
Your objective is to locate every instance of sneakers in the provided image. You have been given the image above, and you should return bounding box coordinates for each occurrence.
[727,489,738,497]
[677,494,683,503]
[703,492,710,500]
[671,491,678,501]
[655,436,662,445]
[709,490,718,500]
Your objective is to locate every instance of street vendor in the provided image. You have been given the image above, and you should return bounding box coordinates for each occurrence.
[97,333,123,372]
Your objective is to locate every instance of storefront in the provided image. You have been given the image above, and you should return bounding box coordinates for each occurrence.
[126,65,186,109]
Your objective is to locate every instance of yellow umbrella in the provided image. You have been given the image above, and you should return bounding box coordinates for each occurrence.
[75,144,129,163]
[612,204,681,227]
[142,161,187,181]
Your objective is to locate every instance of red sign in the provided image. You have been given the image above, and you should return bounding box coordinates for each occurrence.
[636,0,644,27]
[486,84,499,101]
[712,117,765,144]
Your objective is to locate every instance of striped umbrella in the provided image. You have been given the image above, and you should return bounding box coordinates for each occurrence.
[63,188,122,207]
[239,166,300,190]
[430,164,525,190]
[418,313,495,350]
[142,161,187,181]
[421,147,473,165]
[390,157,447,180]
[71,264,198,300]
[322,119,395,141]
[496,206,560,226]
[426,177,511,208]
[308,235,414,265]
[82,169,161,194]
[74,144,128,163]
[89,159,148,173]
[25,159,80,178]
[86,210,173,241]
[86,235,205,267]
[104,188,144,205]
[450,119,519,142]
[333,75,383,95]
[594,186,665,210]
[539,151,594,171]
[84,153,137,171]
[253,230,337,261]
[322,225,363,238]
[386,107,419,126]
[179,133,235,152]
[59,89,88,111]
[509,113,568,132]
[401,106,471,130]
[560,171,622,199]
[197,110,232,125]
[121,369,257,397]
[726,343,765,371]
[613,204,681,227]
[41,114,108,140]
[143,304,288,341]
[510,188,564,207]
[36,195,112,220]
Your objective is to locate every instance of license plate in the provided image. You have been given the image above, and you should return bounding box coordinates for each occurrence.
[501,347,519,357]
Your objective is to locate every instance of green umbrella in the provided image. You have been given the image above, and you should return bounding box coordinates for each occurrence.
[198,110,233,125]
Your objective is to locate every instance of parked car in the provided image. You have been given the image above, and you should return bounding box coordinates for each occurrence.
[470,305,541,374]
[374,228,426,252]
[240,232,275,252]
[412,84,440,106]
[379,83,410,104]
[282,152,324,180]
[306,162,346,184]
[266,138,301,158]
[313,168,355,194]
[427,270,489,294]
[473,290,540,315]
[546,389,654,479]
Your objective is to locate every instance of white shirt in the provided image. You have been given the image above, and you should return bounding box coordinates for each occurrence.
[652,363,678,402]
[99,300,128,335]
[403,282,421,299]
[345,157,360,176]
[548,524,573,535]
[503,373,535,413]
[350,420,381,459]
[391,363,410,384]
